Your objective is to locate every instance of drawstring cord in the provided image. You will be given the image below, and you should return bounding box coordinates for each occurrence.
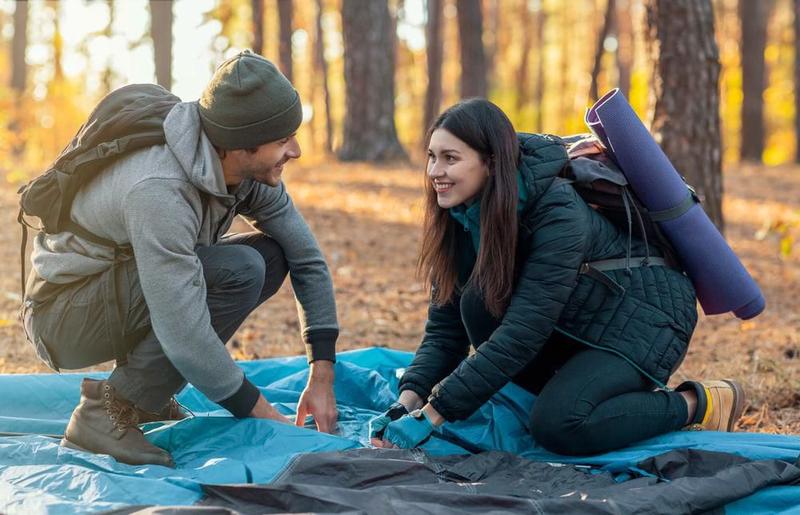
[620,188,633,274]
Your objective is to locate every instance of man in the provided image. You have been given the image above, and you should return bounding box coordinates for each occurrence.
[20,51,339,467]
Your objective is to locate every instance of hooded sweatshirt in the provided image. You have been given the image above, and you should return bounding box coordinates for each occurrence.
[30,101,338,412]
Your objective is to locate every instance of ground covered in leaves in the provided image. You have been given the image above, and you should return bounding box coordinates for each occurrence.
[0,161,798,433]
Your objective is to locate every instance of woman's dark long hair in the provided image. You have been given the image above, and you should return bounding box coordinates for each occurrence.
[418,98,520,317]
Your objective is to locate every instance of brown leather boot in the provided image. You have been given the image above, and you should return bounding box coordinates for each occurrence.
[679,379,746,432]
[135,397,190,424]
[60,379,175,467]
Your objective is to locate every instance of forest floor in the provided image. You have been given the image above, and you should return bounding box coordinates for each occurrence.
[0,160,798,433]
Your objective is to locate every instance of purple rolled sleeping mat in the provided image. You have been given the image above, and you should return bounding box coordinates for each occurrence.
[585,89,765,320]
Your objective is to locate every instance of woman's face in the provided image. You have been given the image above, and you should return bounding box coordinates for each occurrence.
[427,128,489,209]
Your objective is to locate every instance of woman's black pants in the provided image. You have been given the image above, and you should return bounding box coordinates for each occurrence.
[460,287,689,456]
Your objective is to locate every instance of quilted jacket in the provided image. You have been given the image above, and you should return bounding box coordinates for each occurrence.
[399,133,698,422]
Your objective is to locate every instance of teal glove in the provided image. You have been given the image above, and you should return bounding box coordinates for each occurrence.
[382,409,437,449]
[368,402,408,440]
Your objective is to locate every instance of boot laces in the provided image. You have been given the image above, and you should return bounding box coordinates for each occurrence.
[103,385,140,430]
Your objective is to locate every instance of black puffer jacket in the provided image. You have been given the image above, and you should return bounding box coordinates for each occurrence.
[399,133,698,422]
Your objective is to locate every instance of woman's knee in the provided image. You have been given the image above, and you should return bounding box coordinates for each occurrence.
[529,398,603,456]
[531,406,629,456]
[530,405,576,455]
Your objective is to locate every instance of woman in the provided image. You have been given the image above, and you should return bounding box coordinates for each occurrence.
[369,99,745,456]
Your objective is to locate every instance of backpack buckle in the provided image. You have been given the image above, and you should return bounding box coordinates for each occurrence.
[96,140,121,158]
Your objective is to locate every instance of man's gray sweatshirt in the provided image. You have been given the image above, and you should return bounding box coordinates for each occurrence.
[30,101,339,414]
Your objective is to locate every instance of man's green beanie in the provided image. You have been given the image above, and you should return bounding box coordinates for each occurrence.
[198,50,302,150]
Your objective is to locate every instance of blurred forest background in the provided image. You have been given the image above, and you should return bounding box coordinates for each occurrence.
[0,0,799,433]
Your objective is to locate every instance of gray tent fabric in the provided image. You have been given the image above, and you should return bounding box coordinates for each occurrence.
[197,448,799,514]
[111,448,800,514]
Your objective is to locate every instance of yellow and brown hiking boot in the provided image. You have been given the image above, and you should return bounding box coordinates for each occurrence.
[60,379,175,467]
[678,380,746,432]
[135,397,190,424]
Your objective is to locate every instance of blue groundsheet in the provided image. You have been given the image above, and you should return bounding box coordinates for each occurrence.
[0,348,798,514]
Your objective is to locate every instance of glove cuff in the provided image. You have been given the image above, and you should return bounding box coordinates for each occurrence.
[409,408,437,432]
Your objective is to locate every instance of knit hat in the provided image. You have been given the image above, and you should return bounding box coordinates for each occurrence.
[198,50,302,150]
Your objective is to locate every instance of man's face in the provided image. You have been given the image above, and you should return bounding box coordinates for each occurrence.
[234,134,301,187]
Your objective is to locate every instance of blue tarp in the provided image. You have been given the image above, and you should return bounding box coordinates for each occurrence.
[0,348,798,514]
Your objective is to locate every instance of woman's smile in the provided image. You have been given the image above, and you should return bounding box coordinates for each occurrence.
[433,179,454,193]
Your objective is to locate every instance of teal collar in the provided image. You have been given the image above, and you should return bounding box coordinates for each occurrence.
[449,171,528,253]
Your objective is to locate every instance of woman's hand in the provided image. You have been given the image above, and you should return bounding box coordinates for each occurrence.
[397,390,425,412]
[368,402,409,447]
[379,404,444,449]
[369,391,427,448]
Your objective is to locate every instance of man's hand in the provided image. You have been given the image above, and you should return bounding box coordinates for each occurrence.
[296,360,338,433]
[249,394,292,424]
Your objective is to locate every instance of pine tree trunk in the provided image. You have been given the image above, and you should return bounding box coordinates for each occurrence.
[314,0,332,153]
[616,0,633,97]
[558,7,571,132]
[456,0,487,98]
[515,0,533,115]
[485,0,499,92]
[338,0,408,162]
[11,0,28,160]
[423,0,444,133]
[590,0,616,101]
[101,0,115,94]
[11,1,27,94]
[739,0,768,163]
[533,6,547,132]
[149,0,173,90]
[53,2,64,81]
[252,0,264,56]
[646,0,724,232]
[277,0,293,82]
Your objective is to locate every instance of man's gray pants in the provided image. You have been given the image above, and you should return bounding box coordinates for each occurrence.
[22,232,288,412]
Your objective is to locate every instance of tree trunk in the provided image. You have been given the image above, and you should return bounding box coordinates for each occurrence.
[252,0,264,56]
[277,0,293,82]
[558,6,571,132]
[616,0,633,97]
[423,0,444,133]
[338,0,408,162]
[149,0,173,90]
[590,0,616,102]
[314,0,332,153]
[101,0,115,94]
[12,1,28,94]
[485,0,499,91]
[53,1,64,81]
[795,0,800,163]
[456,0,487,98]
[739,0,768,163]
[533,5,546,132]
[11,0,28,160]
[515,0,533,115]
[646,0,724,231]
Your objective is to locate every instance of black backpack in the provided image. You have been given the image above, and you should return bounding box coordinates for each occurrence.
[17,83,180,296]
[558,134,699,282]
